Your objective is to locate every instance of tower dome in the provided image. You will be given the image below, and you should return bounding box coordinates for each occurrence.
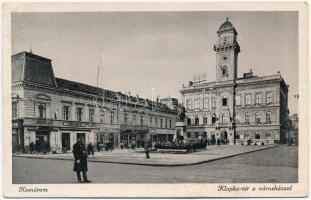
[217,18,237,34]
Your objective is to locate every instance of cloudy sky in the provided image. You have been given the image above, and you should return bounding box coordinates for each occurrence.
[12,11,298,114]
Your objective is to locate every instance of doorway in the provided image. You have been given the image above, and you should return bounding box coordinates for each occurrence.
[62,133,70,152]
[35,131,50,153]
[221,131,228,144]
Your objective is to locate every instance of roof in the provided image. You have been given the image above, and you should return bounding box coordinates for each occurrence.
[217,18,236,34]
[56,78,103,96]
[12,51,178,114]
[12,51,56,87]
[56,77,177,113]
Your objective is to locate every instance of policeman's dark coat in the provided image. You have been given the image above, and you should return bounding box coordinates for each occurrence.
[73,142,88,172]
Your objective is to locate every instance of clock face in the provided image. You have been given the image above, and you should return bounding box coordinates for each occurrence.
[220,53,230,64]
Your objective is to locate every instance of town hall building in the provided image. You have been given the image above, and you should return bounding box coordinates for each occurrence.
[178,19,290,145]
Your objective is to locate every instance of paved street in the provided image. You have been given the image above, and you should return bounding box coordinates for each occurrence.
[14,144,276,166]
[13,145,297,183]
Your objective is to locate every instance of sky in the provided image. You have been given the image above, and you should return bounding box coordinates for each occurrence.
[11,11,298,114]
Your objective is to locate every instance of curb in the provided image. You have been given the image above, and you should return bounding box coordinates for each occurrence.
[13,145,280,167]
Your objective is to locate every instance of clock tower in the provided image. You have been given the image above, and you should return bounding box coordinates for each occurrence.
[214,18,240,81]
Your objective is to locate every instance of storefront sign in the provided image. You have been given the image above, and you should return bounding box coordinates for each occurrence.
[63,121,92,127]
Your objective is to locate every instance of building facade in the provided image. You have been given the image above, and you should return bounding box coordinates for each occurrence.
[12,51,178,153]
[179,19,289,145]
[289,114,298,144]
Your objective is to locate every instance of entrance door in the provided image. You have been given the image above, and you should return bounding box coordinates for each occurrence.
[62,133,70,151]
[211,134,216,145]
[36,131,50,152]
[221,131,228,144]
[109,133,114,150]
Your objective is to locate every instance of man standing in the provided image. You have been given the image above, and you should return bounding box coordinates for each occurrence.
[73,138,91,183]
[144,140,151,159]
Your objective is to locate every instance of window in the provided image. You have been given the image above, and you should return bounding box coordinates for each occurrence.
[187,132,191,138]
[221,66,227,77]
[160,118,163,128]
[223,36,228,44]
[76,107,83,121]
[221,114,228,123]
[203,116,208,125]
[12,102,17,118]
[266,92,272,103]
[110,111,114,124]
[140,115,144,126]
[195,115,199,125]
[265,133,272,138]
[100,109,105,123]
[212,114,216,124]
[133,114,136,125]
[244,131,250,139]
[155,118,158,127]
[236,113,241,124]
[89,108,95,122]
[212,97,216,108]
[187,117,191,125]
[194,98,200,110]
[255,112,261,124]
[245,112,250,124]
[194,132,199,139]
[203,97,209,109]
[186,99,192,110]
[255,93,262,104]
[255,133,260,139]
[124,113,128,124]
[235,95,241,106]
[245,94,251,105]
[266,112,271,123]
[222,98,228,106]
[63,105,70,120]
[38,103,47,119]
[203,132,207,139]
[169,120,172,128]
[165,118,168,128]
[149,116,152,126]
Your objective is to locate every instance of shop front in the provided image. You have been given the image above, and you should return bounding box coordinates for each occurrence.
[97,126,120,150]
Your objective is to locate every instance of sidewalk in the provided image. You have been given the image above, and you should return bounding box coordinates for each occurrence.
[13,145,278,166]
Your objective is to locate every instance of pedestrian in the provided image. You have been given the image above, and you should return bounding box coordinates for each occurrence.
[73,138,91,183]
[144,141,150,159]
[87,143,94,155]
[29,142,34,154]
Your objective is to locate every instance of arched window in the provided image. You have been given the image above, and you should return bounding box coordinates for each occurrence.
[245,112,250,124]
[266,112,271,124]
[203,115,208,125]
[255,112,261,124]
[212,114,217,124]
[221,66,228,77]
[236,113,241,124]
